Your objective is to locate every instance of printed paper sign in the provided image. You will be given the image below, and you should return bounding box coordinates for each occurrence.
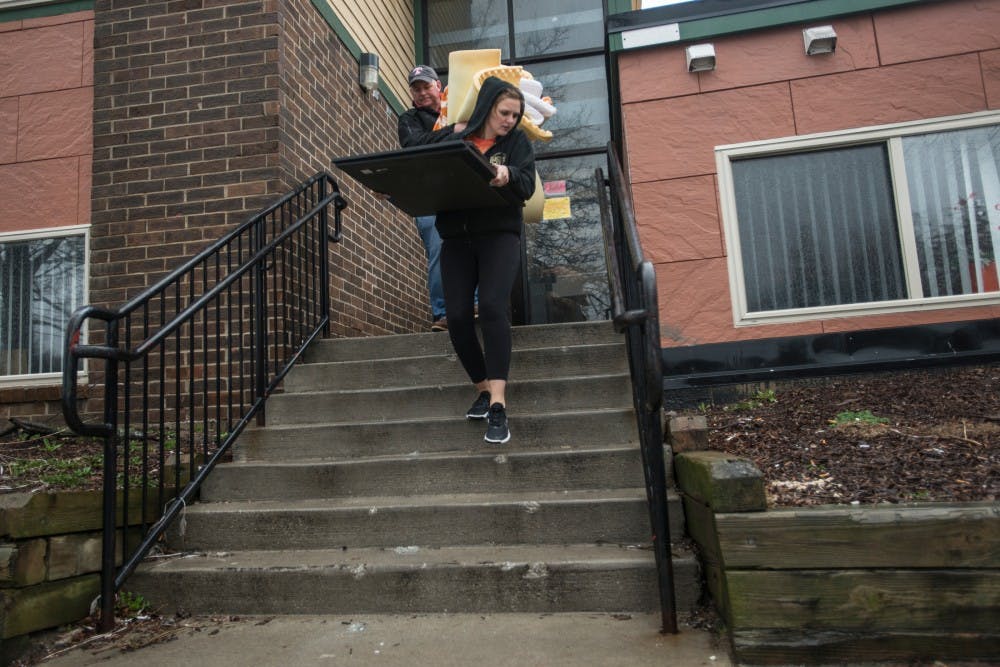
[543,196,571,220]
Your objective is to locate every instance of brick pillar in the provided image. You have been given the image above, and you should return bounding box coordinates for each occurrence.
[91,0,425,335]
[277,0,426,336]
[92,0,279,308]
[84,0,427,429]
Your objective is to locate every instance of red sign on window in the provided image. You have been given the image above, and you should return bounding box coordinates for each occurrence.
[543,180,566,196]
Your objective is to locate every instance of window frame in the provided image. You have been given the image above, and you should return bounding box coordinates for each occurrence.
[0,0,56,8]
[716,110,1000,327]
[0,223,90,387]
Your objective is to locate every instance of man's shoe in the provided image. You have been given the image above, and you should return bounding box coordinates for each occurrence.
[431,317,447,332]
[466,391,491,419]
[485,403,510,444]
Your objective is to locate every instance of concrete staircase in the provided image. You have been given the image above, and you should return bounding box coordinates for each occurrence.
[129,321,701,616]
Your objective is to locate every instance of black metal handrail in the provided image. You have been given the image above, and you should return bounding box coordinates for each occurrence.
[596,142,677,634]
[61,171,347,630]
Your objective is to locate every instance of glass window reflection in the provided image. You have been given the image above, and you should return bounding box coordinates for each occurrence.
[904,126,1000,297]
[512,0,604,58]
[523,56,609,156]
[525,154,611,323]
[426,0,509,69]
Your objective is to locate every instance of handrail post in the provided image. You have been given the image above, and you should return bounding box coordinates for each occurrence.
[61,171,348,627]
[98,320,120,632]
[640,264,677,633]
[319,176,331,338]
[253,216,268,426]
[597,145,678,634]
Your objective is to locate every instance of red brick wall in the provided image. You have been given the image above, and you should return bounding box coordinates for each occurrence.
[618,0,1000,347]
[90,0,424,334]
[91,0,285,308]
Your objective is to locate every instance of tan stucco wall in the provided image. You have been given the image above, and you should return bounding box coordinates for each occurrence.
[619,0,1000,347]
[0,10,93,234]
[324,0,413,108]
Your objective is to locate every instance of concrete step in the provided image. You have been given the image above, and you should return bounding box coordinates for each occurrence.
[201,445,650,502]
[284,342,628,392]
[147,320,702,626]
[130,544,703,615]
[168,489,685,552]
[235,407,639,461]
[265,374,632,425]
[303,320,620,363]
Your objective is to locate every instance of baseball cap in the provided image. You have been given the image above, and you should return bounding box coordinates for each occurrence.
[408,65,439,85]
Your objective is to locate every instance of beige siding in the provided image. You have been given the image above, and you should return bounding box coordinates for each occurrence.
[326,0,414,110]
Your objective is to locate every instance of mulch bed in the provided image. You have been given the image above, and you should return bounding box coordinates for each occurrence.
[690,363,1000,507]
[0,423,222,494]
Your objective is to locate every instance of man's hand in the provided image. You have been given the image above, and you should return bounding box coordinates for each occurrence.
[453,122,467,133]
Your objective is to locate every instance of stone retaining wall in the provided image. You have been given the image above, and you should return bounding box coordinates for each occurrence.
[0,488,166,664]
[669,417,1000,665]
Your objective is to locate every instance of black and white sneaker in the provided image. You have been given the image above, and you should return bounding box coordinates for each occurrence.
[484,402,510,444]
[466,391,491,420]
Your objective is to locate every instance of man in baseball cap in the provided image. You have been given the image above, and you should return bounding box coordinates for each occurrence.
[407,65,439,86]
[398,64,450,331]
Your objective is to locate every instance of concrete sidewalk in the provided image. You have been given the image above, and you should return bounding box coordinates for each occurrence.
[40,613,732,666]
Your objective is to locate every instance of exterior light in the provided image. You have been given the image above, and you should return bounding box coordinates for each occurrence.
[803,25,837,55]
[359,52,380,94]
[685,43,716,72]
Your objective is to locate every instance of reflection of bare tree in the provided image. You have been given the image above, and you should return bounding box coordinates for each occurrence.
[908,126,1000,295]
[428,0,507,65]
[526,65,601,155]
[516,23,570,59]
[0,237,83,375]
[526,169,610,321]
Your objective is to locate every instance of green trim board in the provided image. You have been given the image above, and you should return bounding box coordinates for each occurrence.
[606,0,634,15]
[0,0,91,23]
[411,0,423,66]
[309,0,406,115]
[608,0,925,51]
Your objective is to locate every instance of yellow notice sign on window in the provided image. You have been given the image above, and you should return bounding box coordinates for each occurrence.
[543,196,571,221]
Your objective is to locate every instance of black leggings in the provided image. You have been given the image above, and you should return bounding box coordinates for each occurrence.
[440,232,521,383]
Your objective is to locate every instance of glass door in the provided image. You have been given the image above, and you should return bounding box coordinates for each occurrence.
[423,0,612,324]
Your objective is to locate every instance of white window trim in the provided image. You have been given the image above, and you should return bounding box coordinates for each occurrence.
[716,110,1000,327]
[0,0,63,9]
[0,224,90,243]
[0,224,90,388]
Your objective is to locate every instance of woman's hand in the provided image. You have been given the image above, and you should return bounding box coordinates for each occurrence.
[490,165,510,187]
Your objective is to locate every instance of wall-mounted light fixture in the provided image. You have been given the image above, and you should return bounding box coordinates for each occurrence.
[359,52,380,94]
[803,25,837,55]
[685,43,716,72]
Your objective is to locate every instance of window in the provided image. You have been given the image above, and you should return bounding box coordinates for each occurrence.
[427,0,510,67]
[523,56,610,157]
[0,227,87,380]
[425,0,605,68]
[511,0,604,58]
[526,154,610,323]
[422,0,612,324]
[717,112,1000,325]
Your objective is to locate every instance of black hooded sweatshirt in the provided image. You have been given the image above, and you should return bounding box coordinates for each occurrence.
[435,76,536,239]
